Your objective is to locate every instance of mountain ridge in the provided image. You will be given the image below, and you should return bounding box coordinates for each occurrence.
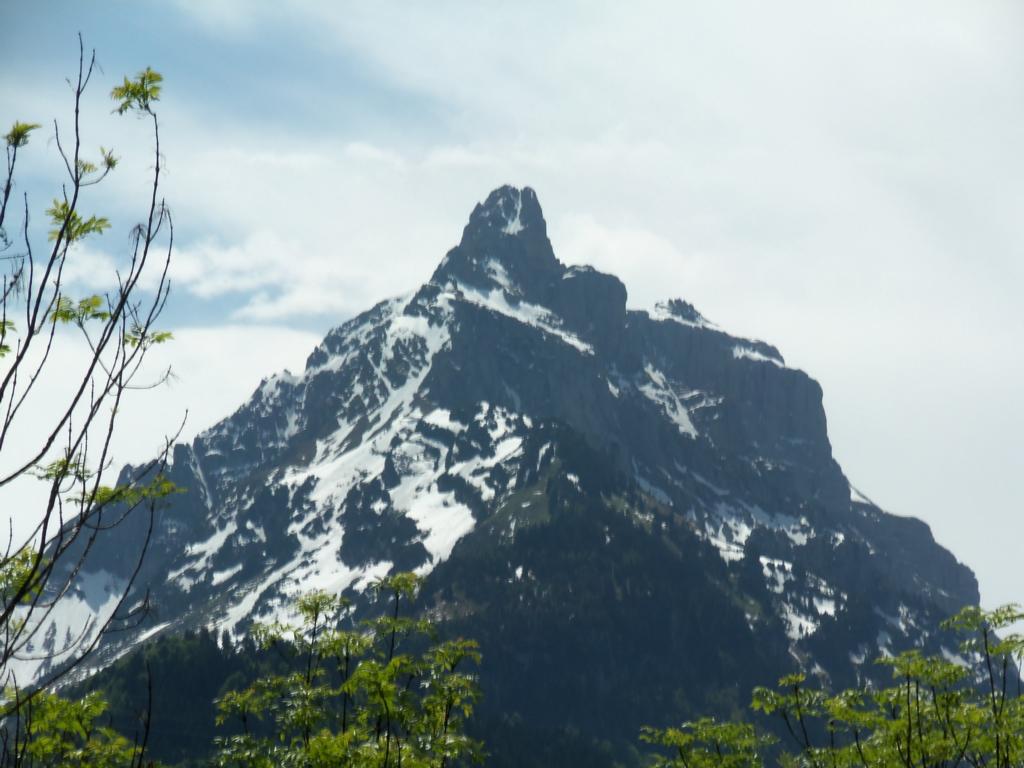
[26,185,978,761]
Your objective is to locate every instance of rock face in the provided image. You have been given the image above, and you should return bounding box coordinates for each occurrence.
[37,185,977,762]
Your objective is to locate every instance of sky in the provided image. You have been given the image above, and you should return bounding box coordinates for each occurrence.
[1,2,1022,609]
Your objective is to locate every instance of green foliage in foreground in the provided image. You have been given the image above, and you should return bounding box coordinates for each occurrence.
[642,604,1024,768]
[28,587,1024,768]
[1,689,145,768]
[213,572,482,768]
[22,571,479,768]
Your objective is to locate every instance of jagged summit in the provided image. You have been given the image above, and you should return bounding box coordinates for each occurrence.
[428,186,628,353]
[467,185,546,238]
[433,185,563,298]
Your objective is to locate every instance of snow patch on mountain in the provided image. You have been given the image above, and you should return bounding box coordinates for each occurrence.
[650,301,717,330]
[761,557,794,594]
[483,259,514,292]
[423,408,467,433]
[170,521,238,590]
[400,483,475,564]
[10,570,126,684]
[212,564,244,586]
[637,364,699,438]
[704,527,745,563]
[450,406,526,502]
[781,602,819,641]
[813,596,837,616]
[849,483,874,505]
[451,283,594,355]
[733,344,785,367]
[500,187,525,235]
[697,501,814,562]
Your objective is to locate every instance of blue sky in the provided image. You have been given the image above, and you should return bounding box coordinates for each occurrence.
[2,1,1023,609]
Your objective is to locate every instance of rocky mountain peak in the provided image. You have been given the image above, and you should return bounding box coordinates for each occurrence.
[428,185,628,350]
[468,185,546,238]
[35,185,981,762]
[431,185,562,298]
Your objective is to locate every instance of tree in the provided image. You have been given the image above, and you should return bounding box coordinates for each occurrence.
[214,572,483,768]
[641,604,1024,768]
[640,718,770,768]
[0,33,176,754]
[3,688,153,768]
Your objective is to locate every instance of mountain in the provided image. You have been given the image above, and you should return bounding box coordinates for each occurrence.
[34,186,978,763]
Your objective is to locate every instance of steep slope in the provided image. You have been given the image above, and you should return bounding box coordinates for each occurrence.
[31,186,977,759]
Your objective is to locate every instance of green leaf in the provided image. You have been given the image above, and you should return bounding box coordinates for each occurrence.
[32,455,91,483]
[0,319,13,359]
[125,325,173,349]
[0,548,45,605]
[45,199,110,243]
[80,473,182,508]
[49,294,112,325]
[4,121,41,148]
[110,67,162,115]
[640,718,770,768]
[214,573,482,768]
[12,688,140,767]
[99,145,118,170]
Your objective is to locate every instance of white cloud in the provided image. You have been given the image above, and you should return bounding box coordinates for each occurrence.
[422,146,500,170]
[344,142,406,169]
[171,0,259,36]
[552,213,709,309]
[116,324,320,447]
[2,323,320,542]
[170,231,298,298]
[58,244,120,291]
